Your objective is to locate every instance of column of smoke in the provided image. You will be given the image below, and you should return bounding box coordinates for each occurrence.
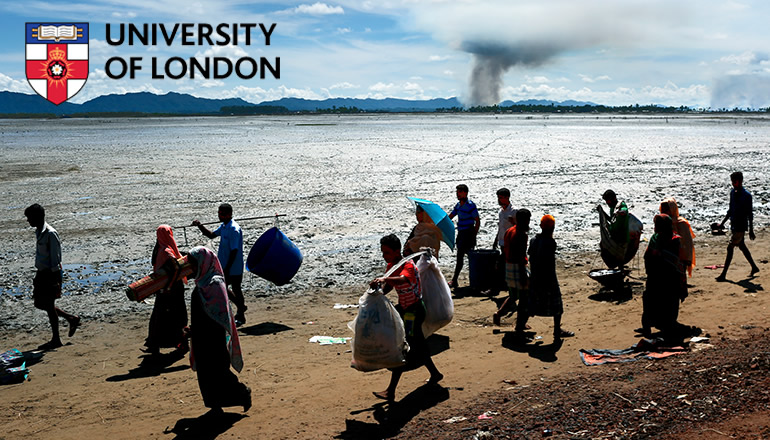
[463,41,560,107]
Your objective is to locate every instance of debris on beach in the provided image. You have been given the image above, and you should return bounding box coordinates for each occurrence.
[308,336,350,345]
[333,303,358,309]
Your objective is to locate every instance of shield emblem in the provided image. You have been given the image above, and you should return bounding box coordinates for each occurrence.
[25,23,89,105]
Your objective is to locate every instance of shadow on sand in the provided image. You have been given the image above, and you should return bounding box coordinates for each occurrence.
[500,331,564,362]
[106,350,188,382]
[451,285,503,299]
[336,384,450,439]
[163,408,247,440]
[238,322,293,336]
[735,277,763,293]
[587,279,644,304]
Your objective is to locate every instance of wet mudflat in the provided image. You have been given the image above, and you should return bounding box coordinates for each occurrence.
[1,113,768,331]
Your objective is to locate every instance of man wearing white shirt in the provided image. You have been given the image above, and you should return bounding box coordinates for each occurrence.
[25,204,80,350]
[492,188,516,321]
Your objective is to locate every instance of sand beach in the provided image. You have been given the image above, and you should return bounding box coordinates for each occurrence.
[1,114,769,438]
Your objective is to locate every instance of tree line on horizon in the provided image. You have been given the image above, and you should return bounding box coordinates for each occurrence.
[222,103,770,115]
[3,103,770,119]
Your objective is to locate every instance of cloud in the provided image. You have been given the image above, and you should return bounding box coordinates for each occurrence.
[225,84,325,103]
[293,2,345,15]
[69,73,164,103]
[718,51,758,65]
[329,82,359,89]
[336,27,352,34]
[428,55,452,62]
[195,45,249,60]
[360,81,436,99]
[111,11,137,19]
[579,74,612,83]
[711,74,770,109]
[526,75,551,84]
[199,80,226,88]
[0,73,31,93]
[495,80,708,107]
[402,0,690,106]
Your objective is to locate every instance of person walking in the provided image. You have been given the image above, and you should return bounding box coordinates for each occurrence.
[24,204,80,350]
[716,172,760,281]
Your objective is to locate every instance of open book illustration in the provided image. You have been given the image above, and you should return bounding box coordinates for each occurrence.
[33,25,82,42]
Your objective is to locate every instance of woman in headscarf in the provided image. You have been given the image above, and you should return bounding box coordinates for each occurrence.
[187,246,251,413]
[528,215,574,340]
[144,225,188,356]
[641,214,687,338]
[660,197,696,277]
[403,205,442,260]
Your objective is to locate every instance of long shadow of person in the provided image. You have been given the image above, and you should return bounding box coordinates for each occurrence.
[451,286,489,299]
[500,331,564,362]
[238,322,293,336]
[736,278,763,293]
[336,384,450,439]
[106,350,188,382]
[163,408,246,440]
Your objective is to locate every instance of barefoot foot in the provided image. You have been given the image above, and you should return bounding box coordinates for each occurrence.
[373,390,394,401]
[68,316,81,337]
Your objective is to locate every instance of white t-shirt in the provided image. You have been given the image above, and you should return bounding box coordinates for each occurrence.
[497,204,516,248]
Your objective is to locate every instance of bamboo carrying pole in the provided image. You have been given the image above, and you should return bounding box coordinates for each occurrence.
[173,214,287,245]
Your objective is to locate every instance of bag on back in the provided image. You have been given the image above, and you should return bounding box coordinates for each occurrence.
[416,253,454,337]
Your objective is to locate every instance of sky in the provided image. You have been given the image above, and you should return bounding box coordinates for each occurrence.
[2,0,770,108]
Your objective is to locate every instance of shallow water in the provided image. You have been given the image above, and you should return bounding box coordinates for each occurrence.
[1,113,768,326]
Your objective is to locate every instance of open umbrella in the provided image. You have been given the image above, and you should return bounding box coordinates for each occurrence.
[407,197,455,251]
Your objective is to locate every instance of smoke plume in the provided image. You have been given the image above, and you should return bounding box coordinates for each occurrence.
[711,74,770,110]
[462,41,562,106]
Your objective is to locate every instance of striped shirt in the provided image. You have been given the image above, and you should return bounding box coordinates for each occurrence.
[451,200,479,231]
[387,261,421,308]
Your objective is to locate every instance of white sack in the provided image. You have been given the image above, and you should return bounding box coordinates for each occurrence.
[416,253,454,337]
[348,288,408,372]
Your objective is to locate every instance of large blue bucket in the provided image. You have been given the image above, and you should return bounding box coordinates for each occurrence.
[468,249,503,291]
[246,227,303,286]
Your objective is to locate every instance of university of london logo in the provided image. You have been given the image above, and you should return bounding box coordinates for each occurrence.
[25,23,89,105]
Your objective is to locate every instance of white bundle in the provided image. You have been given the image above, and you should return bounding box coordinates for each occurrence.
[416,253,454,337]
[348,288,409,372]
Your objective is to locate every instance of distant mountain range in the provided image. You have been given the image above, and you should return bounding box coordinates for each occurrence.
[257,97,465,112]
[0,90,598,115]
[0,91,252,115]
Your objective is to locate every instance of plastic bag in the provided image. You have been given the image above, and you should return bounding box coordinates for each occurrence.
[416,253,454,337]
[348,287,408,372]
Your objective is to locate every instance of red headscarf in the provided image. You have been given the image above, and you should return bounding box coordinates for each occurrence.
[154,225,183,272]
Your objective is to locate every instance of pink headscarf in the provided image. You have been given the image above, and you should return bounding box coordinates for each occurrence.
[188,246,243,372]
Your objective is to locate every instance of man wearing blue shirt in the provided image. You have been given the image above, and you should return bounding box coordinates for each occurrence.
[716,172,759,282]
[448,184,480,289]
[193,203,247,325]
